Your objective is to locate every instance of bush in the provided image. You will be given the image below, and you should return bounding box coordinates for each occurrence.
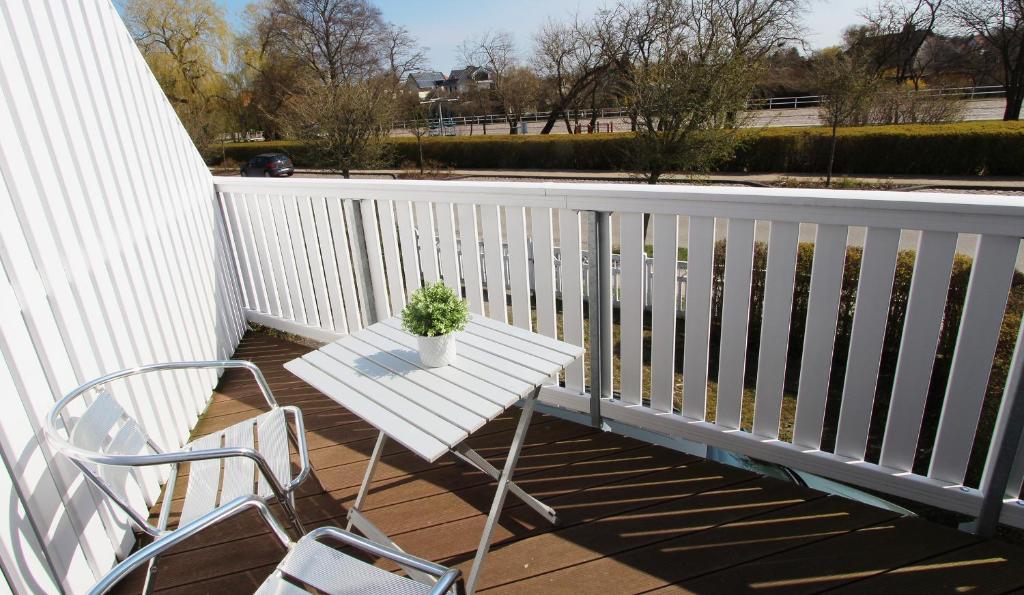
[389,134,635,171]
[215,140,320,167]
[731,121,1024,176]
[214,121,1024,177]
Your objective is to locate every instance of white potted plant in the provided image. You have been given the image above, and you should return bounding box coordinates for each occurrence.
[401,281,470,368]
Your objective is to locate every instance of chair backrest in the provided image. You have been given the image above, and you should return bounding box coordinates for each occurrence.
[58,391,161,531]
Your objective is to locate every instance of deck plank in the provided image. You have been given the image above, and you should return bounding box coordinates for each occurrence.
[669,516,978,594]
[108,330,1024,595]
[827,540,1024,594]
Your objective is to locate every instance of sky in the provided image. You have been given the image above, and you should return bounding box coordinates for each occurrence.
[216,0,877,72]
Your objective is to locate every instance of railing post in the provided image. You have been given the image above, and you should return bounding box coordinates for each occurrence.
[587,211,612,428]
[345,199,380,327]
[969,316,1024,536]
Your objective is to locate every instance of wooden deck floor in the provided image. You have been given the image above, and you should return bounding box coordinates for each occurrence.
[115,330,1024,594]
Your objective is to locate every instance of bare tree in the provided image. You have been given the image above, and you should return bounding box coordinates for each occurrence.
[846,0,945,87]
[713,0,808,58]
[278,76,395,178]
[948,0,1024,120]
[618,0,760,184]
[235,0,302,138]
[533,17,610,133]
[271,0,388,86]
[461,31,542,133]
[379,23,427,83]
[457,84,498,134]
[812,49,879,187]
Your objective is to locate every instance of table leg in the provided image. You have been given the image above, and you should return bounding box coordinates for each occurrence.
[345,431,437,585]
[465,387,541,595]
[347,431,387,532]
[451,444,557,524]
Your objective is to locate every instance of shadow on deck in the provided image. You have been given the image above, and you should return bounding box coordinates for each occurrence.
[114,330,1024,594]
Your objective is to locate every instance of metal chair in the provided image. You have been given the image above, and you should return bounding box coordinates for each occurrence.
[44,361,312,592]
[89,495,464,595]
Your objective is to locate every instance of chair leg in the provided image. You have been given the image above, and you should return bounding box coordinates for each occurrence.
[140,554,159,595]
[280,495,306,537]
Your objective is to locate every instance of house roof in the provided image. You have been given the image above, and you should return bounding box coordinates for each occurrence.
[447,65,494,83]
[408,71,445,89]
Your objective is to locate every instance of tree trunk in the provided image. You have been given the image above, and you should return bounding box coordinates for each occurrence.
[826,124,838,188]
[342,168,351,179]
[1004,84,1023,120]
[417,137,424,174]
[540,106,563,134]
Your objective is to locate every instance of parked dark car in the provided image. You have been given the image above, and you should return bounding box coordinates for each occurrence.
[240,153,294,177]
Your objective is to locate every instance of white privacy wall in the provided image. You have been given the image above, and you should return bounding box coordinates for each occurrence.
[0,0,246,592]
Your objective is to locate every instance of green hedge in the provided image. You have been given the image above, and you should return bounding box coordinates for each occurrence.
[215,140,310,165]
[216,121,1024,176]
[389,134,634,171]
[735,122,1024,176]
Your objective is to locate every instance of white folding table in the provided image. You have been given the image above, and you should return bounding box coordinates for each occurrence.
[284,314,584,594]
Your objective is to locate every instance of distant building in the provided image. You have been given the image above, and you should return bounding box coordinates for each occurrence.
[405,71,446,99]
[848,25,932,82]
[444,66,495,95]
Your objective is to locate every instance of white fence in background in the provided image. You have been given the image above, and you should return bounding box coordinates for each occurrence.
[0,1,247,592]
[216,177,1024,534]
[392,85,1007,130]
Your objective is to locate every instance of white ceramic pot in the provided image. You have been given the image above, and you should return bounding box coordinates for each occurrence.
[417,333,457,367]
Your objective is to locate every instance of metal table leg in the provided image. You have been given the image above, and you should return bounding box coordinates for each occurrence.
[346,431,387,532]
[345,431,435,585]
[451,444,557,524]
[464,387,542,595]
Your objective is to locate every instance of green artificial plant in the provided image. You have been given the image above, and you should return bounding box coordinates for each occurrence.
[400,281,470,337]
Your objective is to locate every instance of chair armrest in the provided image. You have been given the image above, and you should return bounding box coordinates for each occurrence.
[304,527,464,593]
[91,446,296,506]
[306,526,462,590]
[431,568,465,595]
[89,496,291,595]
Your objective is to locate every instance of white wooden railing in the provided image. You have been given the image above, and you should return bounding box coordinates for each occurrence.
[462,241,689,311]
[214,177,1024,533]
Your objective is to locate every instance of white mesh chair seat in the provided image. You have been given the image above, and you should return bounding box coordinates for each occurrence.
[180,408,293,525]
[257,536,432,595]
[88,497,464,595]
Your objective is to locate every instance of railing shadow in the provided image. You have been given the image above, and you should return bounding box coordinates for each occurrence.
[106,328,1024,595]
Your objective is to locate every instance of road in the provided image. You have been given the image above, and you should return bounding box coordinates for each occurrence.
[390,98,1007,137]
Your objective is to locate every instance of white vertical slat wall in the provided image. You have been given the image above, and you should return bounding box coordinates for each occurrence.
[0,1,246,592]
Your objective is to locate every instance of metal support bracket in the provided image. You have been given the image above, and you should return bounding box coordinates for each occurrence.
[345,198,379,326]
[451,443,558,524]
[587,211,612,428]
[969,317,1024,536]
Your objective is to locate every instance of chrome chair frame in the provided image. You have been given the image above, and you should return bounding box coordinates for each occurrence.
[89,495,464,595]
[44,361,312,592]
